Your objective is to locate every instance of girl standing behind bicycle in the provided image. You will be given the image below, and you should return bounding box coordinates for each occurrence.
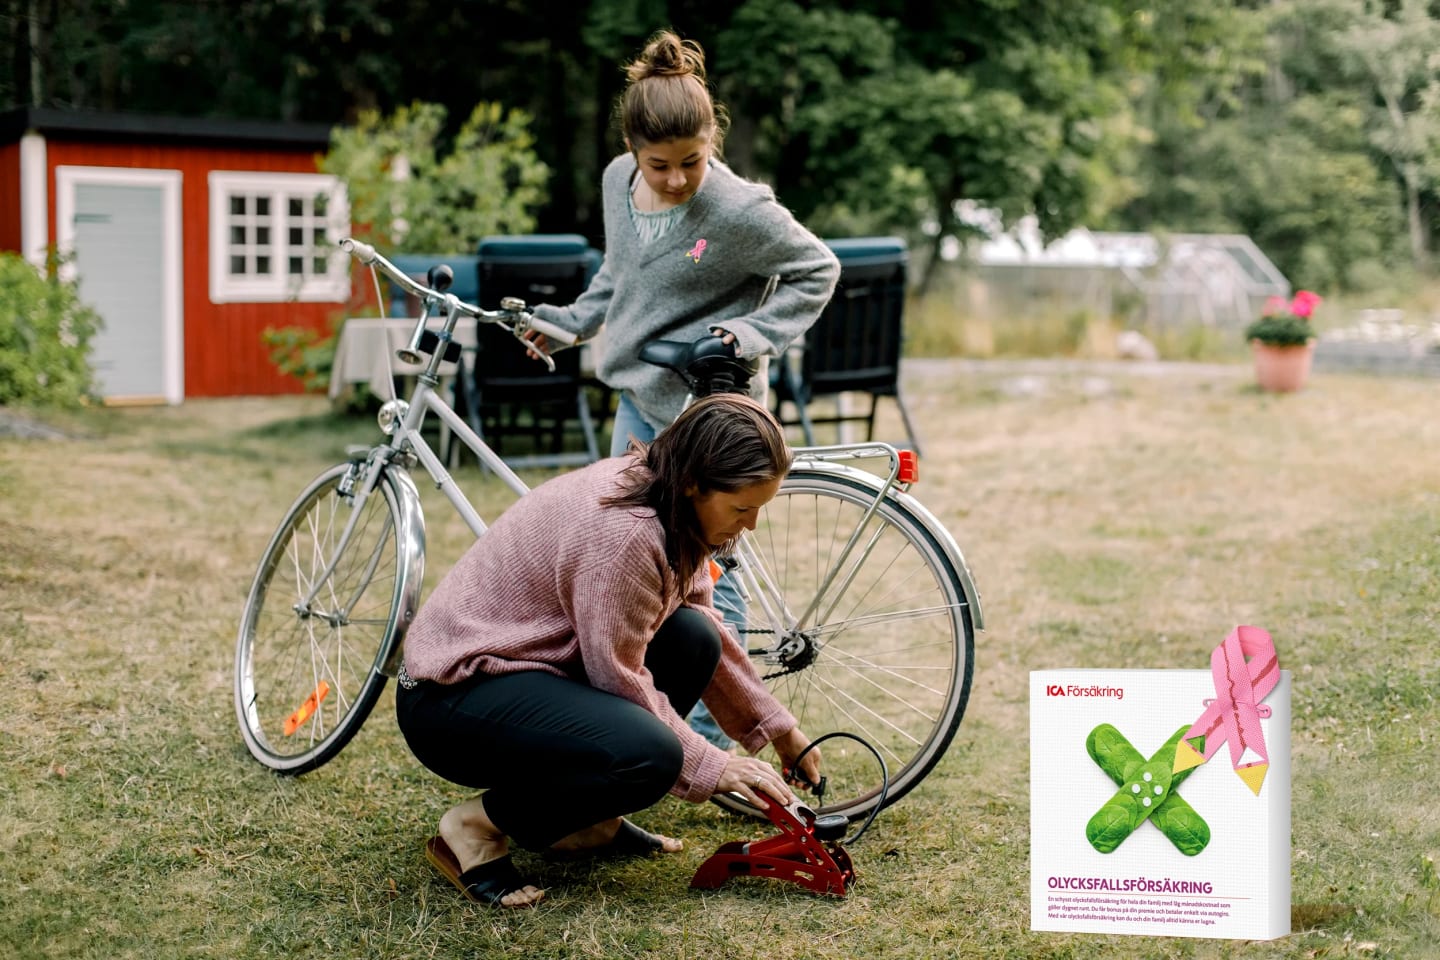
[530,29,838,440]
[528,28,840,748]
[396,395,823,908]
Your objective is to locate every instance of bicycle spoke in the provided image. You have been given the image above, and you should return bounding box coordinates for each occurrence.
[716,468,973,822]
[236,465,405,773]
[807,602,964,637]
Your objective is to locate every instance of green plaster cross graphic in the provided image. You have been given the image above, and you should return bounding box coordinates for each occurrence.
[1085,724,1211,856]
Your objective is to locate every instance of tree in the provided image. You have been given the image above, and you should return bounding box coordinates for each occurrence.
[1335,0,1440,271]
[1106,0,1411,292]
[719,0,1142,291]
[318,101,550,255]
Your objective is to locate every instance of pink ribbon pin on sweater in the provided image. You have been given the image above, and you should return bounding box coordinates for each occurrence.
[1172,625,1281,796]
[686,238,707,262]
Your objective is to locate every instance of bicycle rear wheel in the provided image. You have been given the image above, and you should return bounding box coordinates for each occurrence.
[235,461,419,774]
[711,468,975,822]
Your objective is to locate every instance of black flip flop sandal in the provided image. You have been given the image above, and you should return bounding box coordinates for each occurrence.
[425,836,543,908]
[545,818,674,862]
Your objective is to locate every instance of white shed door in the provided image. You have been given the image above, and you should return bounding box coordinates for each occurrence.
[58,167,183,404]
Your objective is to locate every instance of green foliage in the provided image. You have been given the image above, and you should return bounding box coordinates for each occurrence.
[24,0,1440,328]
[0,252,102,407]
[318,100,550,256]
[273,100,548,393]
[1243,313,1314,346]
[720,0,1141,289]
[1110,0,1437,294]
[1334,0,1440,269]
[260,319,340,395]
[1245,290,1321,345]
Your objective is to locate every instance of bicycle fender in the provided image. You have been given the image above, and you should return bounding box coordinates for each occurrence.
[786,461,985,631]
[376,467,426,678]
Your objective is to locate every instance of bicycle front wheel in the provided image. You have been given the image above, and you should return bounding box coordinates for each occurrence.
[712,468,975,822]
[235,462,418,774]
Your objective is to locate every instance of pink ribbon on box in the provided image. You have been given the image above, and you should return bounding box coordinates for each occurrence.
[1172,625,1281,796]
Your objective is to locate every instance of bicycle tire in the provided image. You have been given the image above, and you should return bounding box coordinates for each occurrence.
[234,461,420,774]
[710,468,975,823]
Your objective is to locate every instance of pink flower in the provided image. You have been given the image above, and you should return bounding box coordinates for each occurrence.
[1263,295,1288,316]
[1289,290,1322,319]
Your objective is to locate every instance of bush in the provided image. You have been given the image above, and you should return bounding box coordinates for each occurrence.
[261,318,340,395]
[319,100,549,256]
[265,100,551,393]
[0,252,102,407]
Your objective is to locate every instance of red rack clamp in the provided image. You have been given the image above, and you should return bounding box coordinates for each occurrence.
[689,797,855,897]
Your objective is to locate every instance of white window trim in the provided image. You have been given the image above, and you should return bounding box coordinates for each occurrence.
[208,170,350,304]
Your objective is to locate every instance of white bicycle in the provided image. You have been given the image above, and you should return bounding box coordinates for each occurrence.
[234,239,983,823]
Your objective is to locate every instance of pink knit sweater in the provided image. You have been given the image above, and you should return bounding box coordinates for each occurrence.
[402,456,798,803]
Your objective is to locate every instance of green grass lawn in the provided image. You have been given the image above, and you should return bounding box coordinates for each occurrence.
[2,360,1437,959]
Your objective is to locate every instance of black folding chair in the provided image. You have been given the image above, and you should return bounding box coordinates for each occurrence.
[772,237,922,455]
[459,234,605,470]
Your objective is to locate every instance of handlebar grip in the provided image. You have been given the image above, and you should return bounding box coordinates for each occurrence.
[340,237,379,265]
[525,313,579,347]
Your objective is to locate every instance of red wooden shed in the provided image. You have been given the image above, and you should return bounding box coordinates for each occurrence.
[1,108,352,402]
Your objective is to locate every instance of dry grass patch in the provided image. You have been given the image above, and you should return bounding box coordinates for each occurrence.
[2,362,1438,959]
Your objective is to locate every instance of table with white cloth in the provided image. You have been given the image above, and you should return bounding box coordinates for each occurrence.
[328,316,479,401]
[328,316,609,468]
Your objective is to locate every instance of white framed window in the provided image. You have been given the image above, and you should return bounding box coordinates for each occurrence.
[208,171,350,303]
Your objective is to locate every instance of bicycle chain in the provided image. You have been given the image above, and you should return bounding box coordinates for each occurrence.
[741,628,810,681]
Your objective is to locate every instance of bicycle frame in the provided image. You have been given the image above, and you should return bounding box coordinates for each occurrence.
[320,240,983,686]
[727,444,984,651]
[289,280,540,682]
[239,241,982,805]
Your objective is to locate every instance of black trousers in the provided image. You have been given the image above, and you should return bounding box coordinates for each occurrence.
[395,607,722,850]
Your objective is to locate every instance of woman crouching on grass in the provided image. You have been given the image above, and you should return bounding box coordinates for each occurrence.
[394,394,823,907]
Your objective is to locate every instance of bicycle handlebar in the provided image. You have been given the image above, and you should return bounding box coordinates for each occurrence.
[339,237,579,351]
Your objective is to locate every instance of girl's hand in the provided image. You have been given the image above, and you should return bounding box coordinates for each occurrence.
[708,327,739,356]
[521,330,554,362]
[771,727,822,792]
[714,755,793,810]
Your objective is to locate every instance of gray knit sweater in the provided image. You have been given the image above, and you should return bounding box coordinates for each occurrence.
[533,154,840,429]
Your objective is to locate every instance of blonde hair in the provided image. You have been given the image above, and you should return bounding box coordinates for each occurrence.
[618,30,728,152]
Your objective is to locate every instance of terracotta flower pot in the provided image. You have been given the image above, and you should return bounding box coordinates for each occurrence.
[1250,340,1315,393]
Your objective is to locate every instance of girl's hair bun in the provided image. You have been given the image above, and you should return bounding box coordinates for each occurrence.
[618,29,726,150]
[626,30,707,83]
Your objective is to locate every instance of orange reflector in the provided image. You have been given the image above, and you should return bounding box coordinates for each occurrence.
[283,680,331,736]
[708,559,723,582]
[898,449,920,484]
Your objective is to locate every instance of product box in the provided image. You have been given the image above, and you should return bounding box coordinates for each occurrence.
[1030,653,1291,939]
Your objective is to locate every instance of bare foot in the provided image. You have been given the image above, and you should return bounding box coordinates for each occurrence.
[548,817,683,855]
[439,796,545,908]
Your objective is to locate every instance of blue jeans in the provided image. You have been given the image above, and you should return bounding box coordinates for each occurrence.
[611,393,739,750]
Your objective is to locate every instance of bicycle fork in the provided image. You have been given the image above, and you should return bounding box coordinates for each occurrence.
[294,449,426,680]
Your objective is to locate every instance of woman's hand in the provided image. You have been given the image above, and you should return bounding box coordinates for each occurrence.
[714,754,794,811]
[771,727,822,792]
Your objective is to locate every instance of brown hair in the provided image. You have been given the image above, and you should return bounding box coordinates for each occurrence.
[618,29,728,151]
[604,393,790,593]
